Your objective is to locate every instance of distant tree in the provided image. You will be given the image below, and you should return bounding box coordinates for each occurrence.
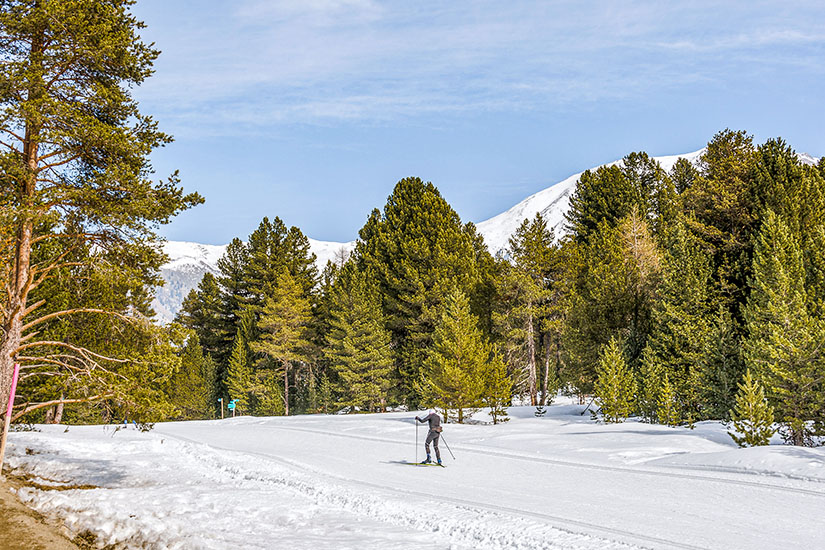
[637,345,664,423]
[324,265,393,412]
[743,211,825,445]
[657,373,681,427]
[594,337,636,423]
[252,270,312,416]
[356,177,490,405]
[420,289,492,423]
[728,369,776,447]
[482,351,512,425]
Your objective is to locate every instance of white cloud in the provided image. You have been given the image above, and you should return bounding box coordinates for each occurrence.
[132,0,825,135]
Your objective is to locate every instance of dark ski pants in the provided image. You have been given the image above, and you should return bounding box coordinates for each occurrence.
[425,430,441,461]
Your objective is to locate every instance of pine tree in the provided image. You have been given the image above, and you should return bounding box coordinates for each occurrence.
[499,214,556,405]
[564,209,660,392]
[356,177,490,405]
[682,129,756,314]
[699,308,745,420]
[420,289,491,423]
[0,0,202,415]
[167,334,211,420]
[251,270,311,416]
[728,369,776,447]
[324,265,393,412]
[647,222,713,419]
[226,328,254,413]
[657,373,681,426]
[637,346,664,423]
[482,351,512,424]
[670,157,699,194]
[743,211,825,445]
[594,337,636,423]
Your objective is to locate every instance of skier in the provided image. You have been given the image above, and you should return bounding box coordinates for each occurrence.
[415,410,442,465]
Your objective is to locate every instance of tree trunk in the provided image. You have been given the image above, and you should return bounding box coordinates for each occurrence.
[54,395,65,424]
[540,333,550,406]
[283,363,290,416]
[1,27,44,414]
[526,306,537,406]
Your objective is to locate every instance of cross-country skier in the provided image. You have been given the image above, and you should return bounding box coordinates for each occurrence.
[415,410,442,465]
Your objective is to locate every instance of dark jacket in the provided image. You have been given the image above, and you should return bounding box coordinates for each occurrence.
[417,412,442,432]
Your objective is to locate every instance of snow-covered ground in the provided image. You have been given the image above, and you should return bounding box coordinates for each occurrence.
[6,398,825,550]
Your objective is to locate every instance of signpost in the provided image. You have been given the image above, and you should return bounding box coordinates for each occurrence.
[227,399,238,417]
[218,397,224,419]
[0,363,21,476]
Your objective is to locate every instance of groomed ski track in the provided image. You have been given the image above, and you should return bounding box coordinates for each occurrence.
[153,411,825,550]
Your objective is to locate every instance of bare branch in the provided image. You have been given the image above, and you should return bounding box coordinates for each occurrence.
[10,393,115,422]
[15,340,130,364]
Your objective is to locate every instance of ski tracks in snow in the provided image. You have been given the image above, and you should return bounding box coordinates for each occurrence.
[263,424,825,499]
[161,431,644,550]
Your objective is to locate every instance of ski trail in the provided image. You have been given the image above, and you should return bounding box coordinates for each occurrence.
[161,430,701,550]
[263,423,825,498]
[158,431,647,550]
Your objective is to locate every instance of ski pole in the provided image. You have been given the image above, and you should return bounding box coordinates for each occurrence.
[439,433,456,460]
[580,394,596,416]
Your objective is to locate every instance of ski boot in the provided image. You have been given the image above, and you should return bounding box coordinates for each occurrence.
[421,454,432,464]
[437,459,442,466]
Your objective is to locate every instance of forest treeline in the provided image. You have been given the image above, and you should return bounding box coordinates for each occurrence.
[171,130,825,446]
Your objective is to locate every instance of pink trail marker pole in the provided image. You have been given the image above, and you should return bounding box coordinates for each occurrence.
[0,363,21,476]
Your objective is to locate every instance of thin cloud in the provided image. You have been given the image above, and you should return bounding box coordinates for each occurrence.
[133,0,825,135]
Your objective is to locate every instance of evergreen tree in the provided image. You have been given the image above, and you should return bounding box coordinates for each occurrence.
[324,265,393,412]
[420,289,491,423]
[657,373,681,426]
[647,222,713,420]
[728,369,776,447]
[225,311,255,413]
[0,0,202,415]
[356,177,490,405]
[482,351,512,425]
[167,334,212,420]
[637,345,664,423]
[682,129,756,315]
[699,308,745,420]
[670,157,699,194]
[251,270,312,416]
[743,211,825,445]
[244,217,318,311]
[564,209,660,391]
[492,214,556,405]
[594,337,636,423]
[566,152,674,243]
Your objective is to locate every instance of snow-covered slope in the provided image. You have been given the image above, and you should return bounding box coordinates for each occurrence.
[475,150,706,256]
[7,399,825,549]
[152,238,355,323]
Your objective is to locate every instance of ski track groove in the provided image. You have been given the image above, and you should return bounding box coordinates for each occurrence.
[263,424,825,498]
[159,430,706,550]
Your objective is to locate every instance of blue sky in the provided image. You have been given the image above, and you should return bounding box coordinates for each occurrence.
[131,0,825,245]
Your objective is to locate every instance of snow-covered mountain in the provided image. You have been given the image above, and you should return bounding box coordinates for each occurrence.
[154,149,819,323]
[152,238,355,323]
[475,150,705,256]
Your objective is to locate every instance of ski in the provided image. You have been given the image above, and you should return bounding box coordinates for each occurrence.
[402,461,445,467]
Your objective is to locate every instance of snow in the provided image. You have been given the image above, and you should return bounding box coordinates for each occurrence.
[6,398,825,549]
[475,150,705,256]
[152,238,355,323]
